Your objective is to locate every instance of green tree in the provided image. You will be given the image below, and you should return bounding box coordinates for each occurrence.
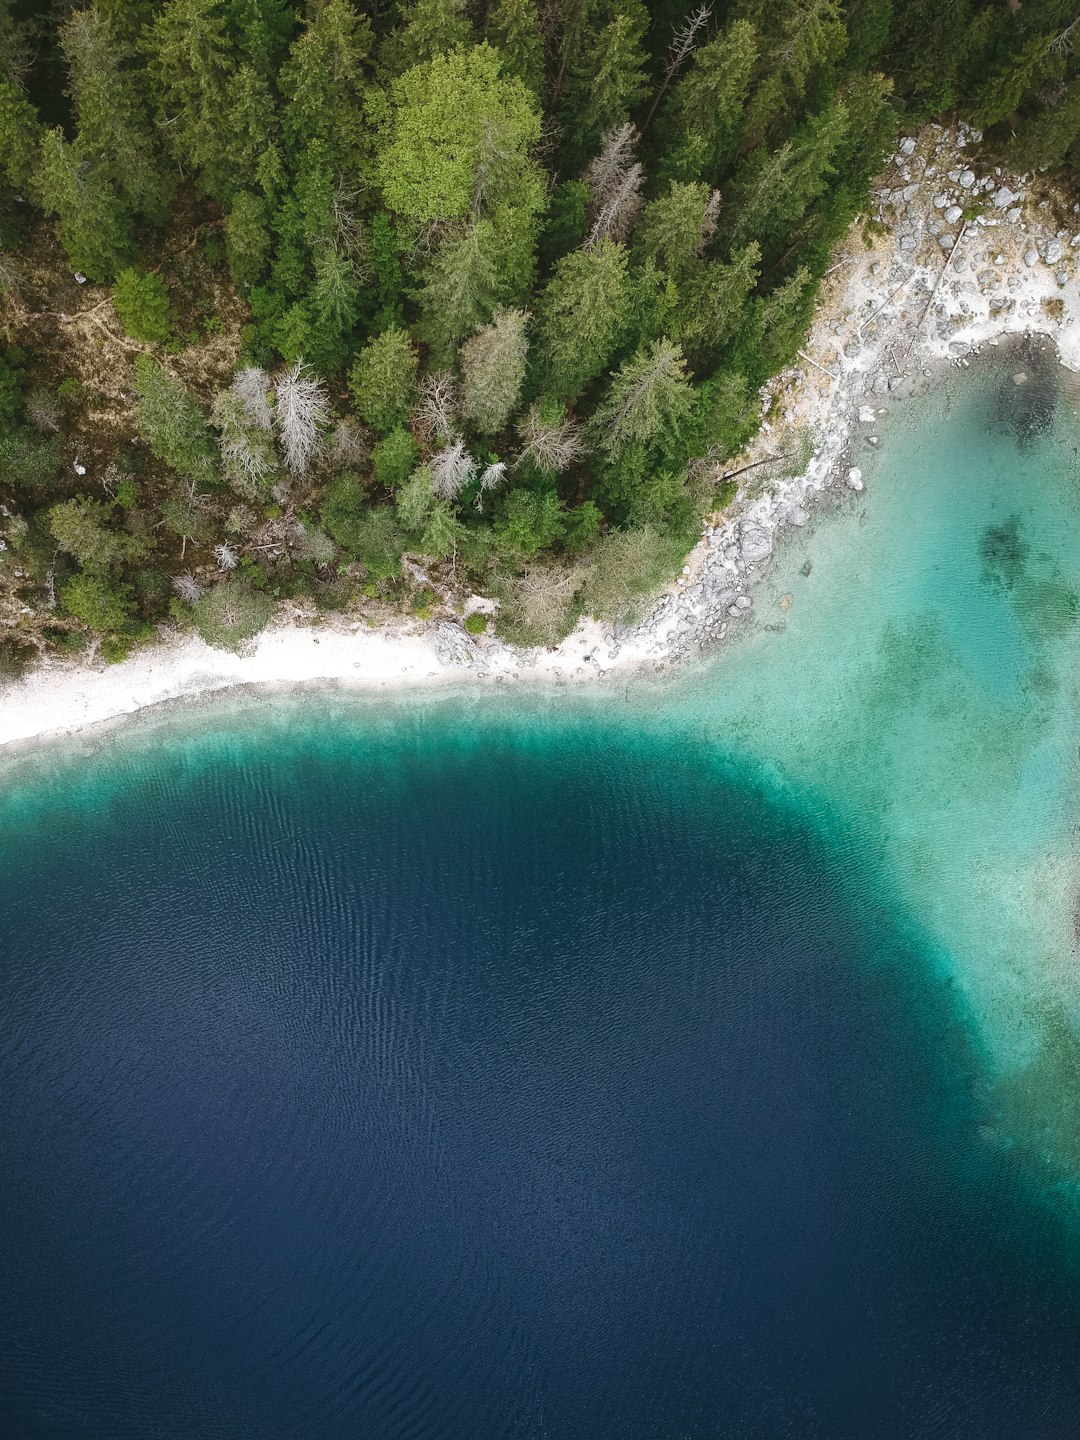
[134,355,218,481]
[349,328,418,433]
[673,243,760,367]
[495,487,565,558]
[487,0,545,95]
[757,265,815,374]
[49,498,148,571]
[656,21,758,184]
[970,34,1053,131]
[225,189,272,286]
[193,578,274,650]
[0,77,41,196]
[537,238,629,400]
[560,2,650,162]
[373,428,420,490]
[1009,79,1080,172]
[377,44,541,222]
[726,101,849,255]
[146,0,234,194]
[635,182,716,281]
[462,308,529,434]
[35,129,132,279]
[418,204,541,359]
[113,269,174,343]
[735,0,847,150]
[61,572,137,633]
[381,0,472,76]
[589,339,694,455]
[280,0,372,165]
[61,6,173,220]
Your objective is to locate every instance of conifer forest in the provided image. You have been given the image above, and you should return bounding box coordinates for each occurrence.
[0,0,1078,663]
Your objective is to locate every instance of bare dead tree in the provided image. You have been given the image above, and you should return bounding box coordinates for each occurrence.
[700,188,723,249]
[583,124,644,246]
[1051,16,1080,53]
[273,360,331,475]
[415,371,458,443]
[172,572,205,603]
[430,438,476,500]
[212,385,277,496]
[0,251,25,300]
[231,367,273,431]
[472,117,515,216]
[475,459,507,509]
[225,504,257,536]
[583,122,637,205]
[328,416,369,471]
[332,181,369,263]
[26,390,61,433]
[641,4,713,134]
[214,543,238,571]
[517,403,586,472]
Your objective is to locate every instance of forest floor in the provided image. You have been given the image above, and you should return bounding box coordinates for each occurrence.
[3,122,1080,748]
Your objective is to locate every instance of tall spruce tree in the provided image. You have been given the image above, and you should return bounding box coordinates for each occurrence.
[61,6,173,221]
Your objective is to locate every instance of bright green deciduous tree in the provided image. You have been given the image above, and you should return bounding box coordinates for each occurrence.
[377,44,541,222]
[62,572,138,633]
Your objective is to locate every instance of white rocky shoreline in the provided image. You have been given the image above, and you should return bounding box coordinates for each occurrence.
[2,121,1079,750]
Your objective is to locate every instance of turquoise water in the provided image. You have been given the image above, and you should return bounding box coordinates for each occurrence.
[2,352,1080,1434]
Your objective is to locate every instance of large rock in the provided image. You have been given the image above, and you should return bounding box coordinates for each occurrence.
[992,185,1022,209]
[739,522,773,564]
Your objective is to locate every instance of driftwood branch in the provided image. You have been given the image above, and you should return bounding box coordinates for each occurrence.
[797,349,838,380]
[717,452,794,485]
[858,271,914,334]
[904,220,968,357]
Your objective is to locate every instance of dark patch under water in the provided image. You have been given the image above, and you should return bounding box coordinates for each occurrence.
[991,344,1059,450]
[1,728,1079,1439]
[979,513,1029,591]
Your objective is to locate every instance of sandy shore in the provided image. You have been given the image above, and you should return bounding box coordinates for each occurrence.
[3,121,1079,750]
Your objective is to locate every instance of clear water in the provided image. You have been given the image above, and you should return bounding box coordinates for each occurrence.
[2,353,1079,1436]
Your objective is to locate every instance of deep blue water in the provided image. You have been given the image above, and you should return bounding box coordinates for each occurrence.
[2,721,1079,1438]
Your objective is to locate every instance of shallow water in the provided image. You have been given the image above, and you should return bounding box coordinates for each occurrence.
[2,353,1079,1436]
